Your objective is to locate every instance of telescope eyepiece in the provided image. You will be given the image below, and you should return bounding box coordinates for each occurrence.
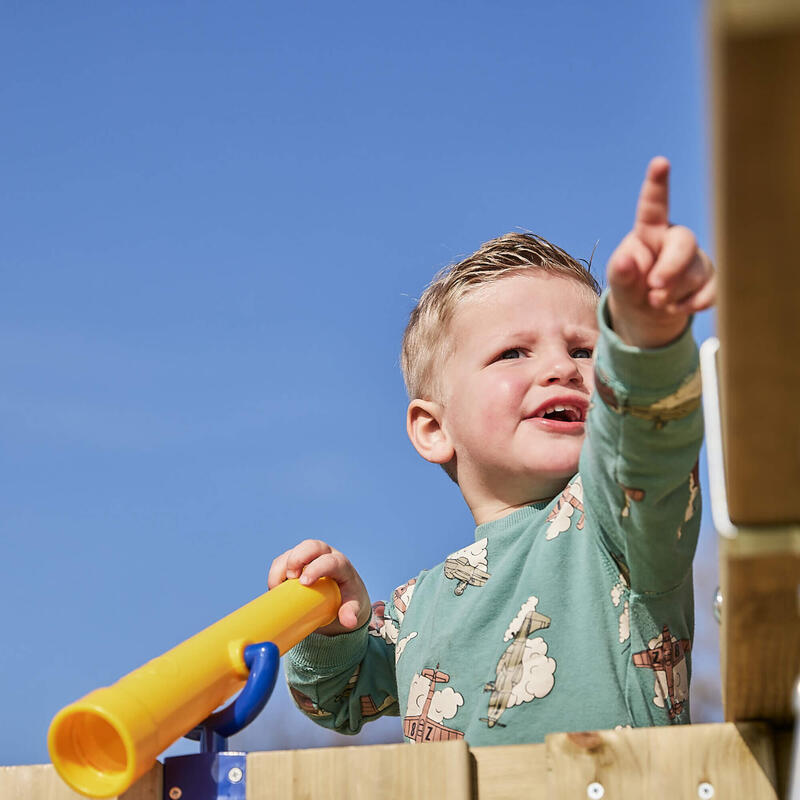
[49,706,134,799]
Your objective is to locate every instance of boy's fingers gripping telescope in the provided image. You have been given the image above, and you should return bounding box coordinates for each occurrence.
[48,577,341,799]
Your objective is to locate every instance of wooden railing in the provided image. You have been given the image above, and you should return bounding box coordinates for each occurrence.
[0,723,788,799]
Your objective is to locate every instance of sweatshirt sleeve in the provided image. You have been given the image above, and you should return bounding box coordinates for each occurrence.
[580,291,703,595]
[283,595,402,734]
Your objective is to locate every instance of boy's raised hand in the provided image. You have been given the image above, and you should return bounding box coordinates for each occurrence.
[268,539,372,636]
[607,157,715,349]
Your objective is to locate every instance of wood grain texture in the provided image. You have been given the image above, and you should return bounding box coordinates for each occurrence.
[0,763,162,800]
[246,741,471,800]
[245,723,776,799]
[7,725,782,800]
[713,0,800,32]
[711,0,800,524]
[545,723,777,799]
[470,742,548,800]
[719,528,800,722]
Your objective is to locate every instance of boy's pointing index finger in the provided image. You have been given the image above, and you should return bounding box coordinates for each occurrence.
[633,156,671,254]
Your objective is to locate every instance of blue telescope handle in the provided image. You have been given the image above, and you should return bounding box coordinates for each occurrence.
[186,641,280,752]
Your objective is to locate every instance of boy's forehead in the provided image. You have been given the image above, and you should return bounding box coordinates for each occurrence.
[449,273,599,332]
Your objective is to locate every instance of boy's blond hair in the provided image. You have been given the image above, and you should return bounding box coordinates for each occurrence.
[401,232,601,403]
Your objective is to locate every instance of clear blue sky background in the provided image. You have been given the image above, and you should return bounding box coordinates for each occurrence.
[1,1,721,767]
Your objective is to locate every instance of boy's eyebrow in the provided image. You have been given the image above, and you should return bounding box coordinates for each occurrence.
[566,325,600,340]
[485,324,599,344]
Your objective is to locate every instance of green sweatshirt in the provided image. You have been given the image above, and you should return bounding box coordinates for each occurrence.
[286,294,702,745]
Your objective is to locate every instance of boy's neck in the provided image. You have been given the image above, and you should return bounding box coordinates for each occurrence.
[464,476,569,525]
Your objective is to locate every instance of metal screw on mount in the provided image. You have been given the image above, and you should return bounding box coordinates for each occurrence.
[586,782,605,799]
[713,586,722,624]
[168,788,182,800]
[697,781,714,798]
[227,767,244,784]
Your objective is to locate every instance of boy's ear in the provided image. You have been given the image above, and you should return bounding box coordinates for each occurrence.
[406,399,454,465]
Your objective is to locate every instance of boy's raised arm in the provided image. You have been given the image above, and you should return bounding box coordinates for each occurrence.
[579,157,712,595]
[606,156,715,349]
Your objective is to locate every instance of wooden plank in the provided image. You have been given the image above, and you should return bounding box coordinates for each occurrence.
[8,725,783,800]
[719,528,800,722]
[243,723,778,799]
[122,766,161,800]
[544,723,778,799]
[710,0,800,524]
[246,740,471,800]
[470,743,548,800]
[0,763,162,800]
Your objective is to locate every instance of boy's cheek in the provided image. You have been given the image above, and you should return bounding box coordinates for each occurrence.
[456,404,515,458]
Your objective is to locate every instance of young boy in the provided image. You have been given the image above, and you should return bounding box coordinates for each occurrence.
[269,157,715,744]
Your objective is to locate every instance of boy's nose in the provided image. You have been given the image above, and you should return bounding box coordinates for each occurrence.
[538,355,583,386]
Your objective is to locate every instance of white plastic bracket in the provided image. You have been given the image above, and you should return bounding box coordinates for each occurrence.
[790,677,800,800]
[699,337,739,539]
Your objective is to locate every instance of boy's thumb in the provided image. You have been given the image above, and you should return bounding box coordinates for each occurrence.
[338,598,363,629]
[608,251,639,290]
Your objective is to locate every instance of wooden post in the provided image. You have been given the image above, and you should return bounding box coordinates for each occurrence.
[710,0,800,526]
[719,528,800,723]
[710,0,800,727]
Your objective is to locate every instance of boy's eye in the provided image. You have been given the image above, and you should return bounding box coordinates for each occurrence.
[500,348,523,360]
[571,348,593,359]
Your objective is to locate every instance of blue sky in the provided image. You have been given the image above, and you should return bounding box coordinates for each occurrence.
[1,1,720,766]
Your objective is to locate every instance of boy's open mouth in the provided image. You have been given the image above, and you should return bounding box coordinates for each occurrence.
[527,398,588,425]
[539,404,583,422]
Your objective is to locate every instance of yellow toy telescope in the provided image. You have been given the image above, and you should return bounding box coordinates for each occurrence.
[48,577,340,799]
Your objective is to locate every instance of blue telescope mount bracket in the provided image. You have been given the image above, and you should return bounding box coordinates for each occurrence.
[162,641,280,800]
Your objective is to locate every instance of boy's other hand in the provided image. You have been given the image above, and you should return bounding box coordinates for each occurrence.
[607,157,715,349]
[267,539,372,636]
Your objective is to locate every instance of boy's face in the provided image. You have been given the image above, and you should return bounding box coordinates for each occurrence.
[439,272,599,503]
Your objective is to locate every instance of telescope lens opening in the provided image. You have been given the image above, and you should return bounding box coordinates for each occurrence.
[52,711,130,796]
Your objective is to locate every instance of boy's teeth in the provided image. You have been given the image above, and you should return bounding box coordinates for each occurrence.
[540,404,581,421]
